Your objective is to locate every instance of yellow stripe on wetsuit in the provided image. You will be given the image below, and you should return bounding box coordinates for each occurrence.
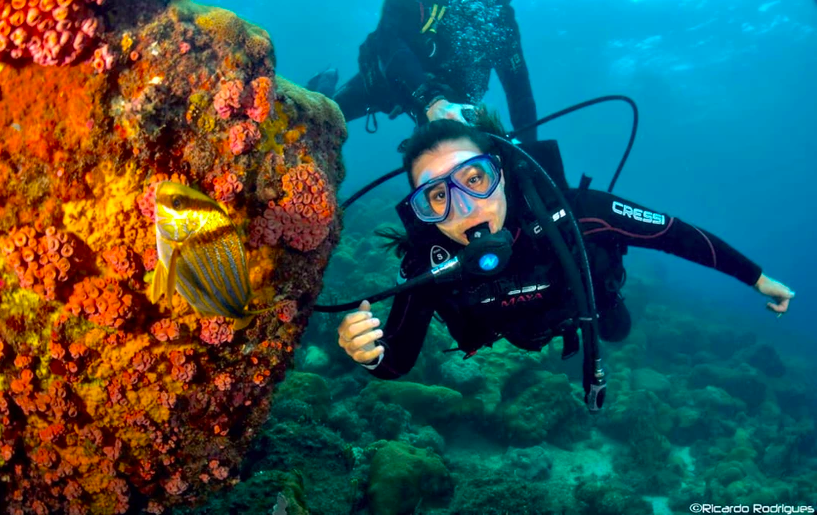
[421,4,447,34]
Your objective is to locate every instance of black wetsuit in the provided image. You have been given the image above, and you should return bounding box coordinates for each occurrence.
[367,180,762,380]
[334,0,538,141]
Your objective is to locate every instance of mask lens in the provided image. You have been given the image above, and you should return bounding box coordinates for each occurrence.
[411,178,449,222]
[452,157,499,197]
[409,155,501,223]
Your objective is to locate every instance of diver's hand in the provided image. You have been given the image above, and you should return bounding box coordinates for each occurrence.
[337,300,384,364]
[754,274,795,316]
[426,99,476,125]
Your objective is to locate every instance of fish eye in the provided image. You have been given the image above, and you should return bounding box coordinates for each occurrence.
[171,196,182,210]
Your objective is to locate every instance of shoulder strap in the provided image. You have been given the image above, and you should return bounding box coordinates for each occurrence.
[514,140,571,192]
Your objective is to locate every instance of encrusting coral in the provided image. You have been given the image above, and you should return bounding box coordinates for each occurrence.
[0,0,346,513]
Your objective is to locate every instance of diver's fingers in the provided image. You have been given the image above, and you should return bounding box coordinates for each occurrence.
[449,109,468,123]
[348,329,383,353]
[780,297,791,312]
[339,310,372,334]
[766,299,788,314]
[346,317,380,340]
[343,309,372,325]
[355,344,384,364]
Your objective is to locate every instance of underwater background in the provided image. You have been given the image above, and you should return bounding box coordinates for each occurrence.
[0,0,811,512]
[214,0,818,342]
[168,0,817,514]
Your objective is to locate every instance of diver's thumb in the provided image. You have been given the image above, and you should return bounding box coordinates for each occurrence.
[359,300,371,312]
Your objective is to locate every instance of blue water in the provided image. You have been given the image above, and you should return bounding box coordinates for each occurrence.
[210,0,816,346]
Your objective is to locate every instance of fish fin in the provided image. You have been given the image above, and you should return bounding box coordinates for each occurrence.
[149,261,167,304]
[243,292,278,315]
[167,247,179,301]
[233,314,255,331]
[244,305,277,315]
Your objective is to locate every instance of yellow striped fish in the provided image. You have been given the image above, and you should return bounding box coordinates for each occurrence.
[148,181,265,330]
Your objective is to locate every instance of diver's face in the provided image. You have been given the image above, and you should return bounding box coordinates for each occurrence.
[411,138,507,246]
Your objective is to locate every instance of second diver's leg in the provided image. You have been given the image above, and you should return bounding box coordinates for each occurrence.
[306,67,339,97]
[333,73,374,123]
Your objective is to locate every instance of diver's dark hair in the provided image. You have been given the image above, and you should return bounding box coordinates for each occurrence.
[374,225,411,258]
[381,107,513,258]
[401,106,509,188]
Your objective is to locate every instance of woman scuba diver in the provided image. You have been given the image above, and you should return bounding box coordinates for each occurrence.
[336,110,795,383]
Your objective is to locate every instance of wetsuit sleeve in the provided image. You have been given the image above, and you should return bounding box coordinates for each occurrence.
[495,1,537,142]
[572,189,763,286]
[364,256,436,380]
[375,0,450,117]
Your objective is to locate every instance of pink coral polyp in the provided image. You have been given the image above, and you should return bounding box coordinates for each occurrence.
[248,164,336,252]
[1,0,106,66]
[228,121,261,155]
[213,80,244,120]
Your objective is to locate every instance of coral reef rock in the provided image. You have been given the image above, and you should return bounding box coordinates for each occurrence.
[0,1,346,513]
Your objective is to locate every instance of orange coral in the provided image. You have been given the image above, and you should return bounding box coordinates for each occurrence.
[209,171,244,203]
[102,245,141,280]
[208,459,229,480]
[213,373,233,392]
[0,2,343,513]
[64,277,136,329]
[228,121,261,155]
[0,62,106,170]
[213,79,244,120]
[168,350,196,384]
[280,163,335,221]
[199,316,233,346]
[0,224,82,301]
[141,247,158,271]
[246,76,274,123]
[274,299,297,323]
[150,318,181,342]
[163,471,188,496]
[0,0,105,66]
[91,44,115,74]
[248,162,336,252]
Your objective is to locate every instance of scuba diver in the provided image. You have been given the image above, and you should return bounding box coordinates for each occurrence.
[335,112,796,381]
[306,0,537,141]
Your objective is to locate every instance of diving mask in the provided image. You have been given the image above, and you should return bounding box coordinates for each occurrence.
[410,154,502,223]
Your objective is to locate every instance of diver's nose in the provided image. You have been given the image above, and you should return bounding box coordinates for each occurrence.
[450,187,475,217]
